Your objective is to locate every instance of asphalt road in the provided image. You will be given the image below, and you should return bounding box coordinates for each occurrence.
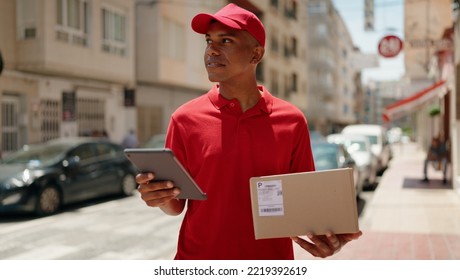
[0,183,376,260]
[0,193,183,260]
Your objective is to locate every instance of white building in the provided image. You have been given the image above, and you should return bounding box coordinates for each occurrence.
[0,0,136,153]
[0,0,310,151]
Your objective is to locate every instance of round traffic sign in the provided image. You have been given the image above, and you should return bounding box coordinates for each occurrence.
[378,35,403,58]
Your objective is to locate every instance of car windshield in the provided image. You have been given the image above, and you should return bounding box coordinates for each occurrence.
[312,143,339,170]
[309,131,325,142]
[2,143,71,166]
[344,140,367,152]
[366,135,378,145]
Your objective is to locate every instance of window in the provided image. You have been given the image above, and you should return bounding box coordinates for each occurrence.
[102,6,127,56]
[56,0,90,46]
[284,0,297,20]
[77,97,105,136]
[291,37,297,57]
[17,0,37,39]
[284,75,291,98]
[292,73,298,92]
[291,1,298,20]
[70,144,96,164]
[41,99,60,142]
[270,34,279,54]
[161,17,185,60]
[283,39,290,58]
[315,24,327,36]
[1,95,20,153]
[95,143,118,160]
[308,2,327,14]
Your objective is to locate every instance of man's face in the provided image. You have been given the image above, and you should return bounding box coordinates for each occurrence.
[203,22,260,83]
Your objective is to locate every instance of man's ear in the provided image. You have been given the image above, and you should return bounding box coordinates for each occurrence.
[251,46,265,64]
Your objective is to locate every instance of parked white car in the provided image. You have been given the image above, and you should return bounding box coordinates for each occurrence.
[341,124,392,175]
[327,133,379,188]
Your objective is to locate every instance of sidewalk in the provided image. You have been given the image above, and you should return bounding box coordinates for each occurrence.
[295,141,460,259]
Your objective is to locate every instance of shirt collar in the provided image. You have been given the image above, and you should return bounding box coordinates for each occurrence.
[208,84,273,114]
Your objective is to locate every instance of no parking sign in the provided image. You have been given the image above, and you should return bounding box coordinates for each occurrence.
[378,35,403,58]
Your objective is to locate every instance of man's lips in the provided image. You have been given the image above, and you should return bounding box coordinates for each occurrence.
[206,61,226,68]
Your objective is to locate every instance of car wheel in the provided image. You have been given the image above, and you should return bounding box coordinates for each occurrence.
[121,173,137,196]
[36,185,61,216]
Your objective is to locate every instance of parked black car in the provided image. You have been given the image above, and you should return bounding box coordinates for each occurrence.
[0,137,137,216]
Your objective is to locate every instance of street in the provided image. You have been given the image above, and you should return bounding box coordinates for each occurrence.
[0,193,183,260]
[4,142,459,260]
[0,183,376,260]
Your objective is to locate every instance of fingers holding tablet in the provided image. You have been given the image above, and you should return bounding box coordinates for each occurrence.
[137,173,181,207]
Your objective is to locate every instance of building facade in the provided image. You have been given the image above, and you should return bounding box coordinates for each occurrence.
[306,0,337,133]
[384,0,457,193]
[135,0,310,144]
[452,0,460,194]
[332,11,358,132]
[0,0,311,152]
[306,0,369,134]
[0,0,136,155]
[405,0,452,81]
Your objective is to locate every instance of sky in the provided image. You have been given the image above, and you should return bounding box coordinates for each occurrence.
[332,0,405,83]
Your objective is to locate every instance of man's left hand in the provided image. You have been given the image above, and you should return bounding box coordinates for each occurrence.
[291,231,362,258]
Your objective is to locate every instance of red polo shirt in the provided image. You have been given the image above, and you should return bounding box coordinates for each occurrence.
[166,85,315,260]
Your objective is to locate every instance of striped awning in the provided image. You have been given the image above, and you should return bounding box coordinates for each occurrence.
[382,80,447,122]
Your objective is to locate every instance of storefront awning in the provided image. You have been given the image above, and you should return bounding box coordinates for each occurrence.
[382,80,447,122]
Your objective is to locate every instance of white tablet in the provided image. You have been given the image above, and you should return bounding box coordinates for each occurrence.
[124,148,207,200]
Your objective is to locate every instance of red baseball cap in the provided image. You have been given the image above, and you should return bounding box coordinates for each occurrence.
[191,3,265,47]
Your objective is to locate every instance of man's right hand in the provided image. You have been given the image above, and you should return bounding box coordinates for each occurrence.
[136,173,185,215]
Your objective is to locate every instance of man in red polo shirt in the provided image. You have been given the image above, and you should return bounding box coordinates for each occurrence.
[137,3,362,260]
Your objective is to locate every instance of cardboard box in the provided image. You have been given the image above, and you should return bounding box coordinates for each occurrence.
[249,168,360,239]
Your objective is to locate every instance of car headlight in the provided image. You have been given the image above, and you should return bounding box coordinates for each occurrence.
[3,169,36,189]
[2,193,23,205]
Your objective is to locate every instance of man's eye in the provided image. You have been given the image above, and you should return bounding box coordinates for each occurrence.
[222,38,232,43]
[205,39,212,44]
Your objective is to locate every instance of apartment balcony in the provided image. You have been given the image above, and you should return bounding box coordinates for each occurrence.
[309,35,334,49]
[11,0,136,85]
[309,56,335,71]
[15,39,135,85]
[309,81,336,100]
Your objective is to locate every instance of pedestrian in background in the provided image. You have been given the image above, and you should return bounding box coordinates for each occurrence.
[422,135,448,184]
[122,129,139,149]
[136,3,361,260]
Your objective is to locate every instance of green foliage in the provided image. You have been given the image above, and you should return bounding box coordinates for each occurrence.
[428,106,441,117]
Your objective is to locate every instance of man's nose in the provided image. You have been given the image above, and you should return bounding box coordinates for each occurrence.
[206,44,220,56]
